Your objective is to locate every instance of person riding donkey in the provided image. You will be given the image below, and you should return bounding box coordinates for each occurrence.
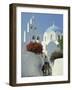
[42,55,52,76]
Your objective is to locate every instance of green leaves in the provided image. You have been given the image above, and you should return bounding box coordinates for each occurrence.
[58,36,63,51]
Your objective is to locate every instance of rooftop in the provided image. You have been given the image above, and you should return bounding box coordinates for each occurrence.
[46,24,62,33]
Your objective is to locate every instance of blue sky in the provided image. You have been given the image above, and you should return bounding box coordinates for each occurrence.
[21,12,63,47]
[21,12,63,33]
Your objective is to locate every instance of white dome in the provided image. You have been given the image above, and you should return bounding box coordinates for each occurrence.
[46,24,61,33]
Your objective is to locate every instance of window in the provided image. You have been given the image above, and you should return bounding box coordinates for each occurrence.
[37,36,40,40]
[50,34,52,40]
[32,35,35,40]
[58,35,60,41]
[30,24,33,30]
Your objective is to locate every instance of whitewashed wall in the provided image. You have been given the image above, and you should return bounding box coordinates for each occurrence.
[52,58,63,76]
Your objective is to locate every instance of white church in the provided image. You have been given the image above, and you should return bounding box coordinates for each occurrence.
[42,23,63,57]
